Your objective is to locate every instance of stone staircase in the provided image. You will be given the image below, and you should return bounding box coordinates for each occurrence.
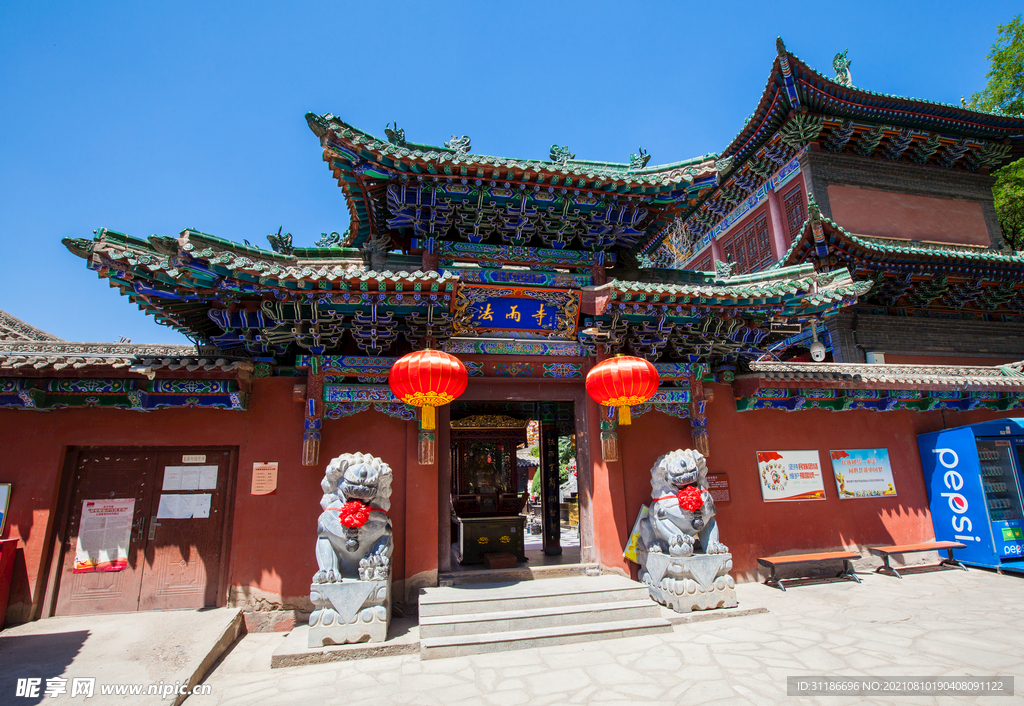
[418,574,671,659]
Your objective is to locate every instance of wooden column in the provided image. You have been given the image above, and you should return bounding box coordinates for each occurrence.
[766,187,791,261]
[688,370,710,458]
[540,404,562,556]
[302,362,324,466]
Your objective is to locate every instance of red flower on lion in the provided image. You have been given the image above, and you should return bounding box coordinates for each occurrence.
[676,486,704,512]
[338,500,371,528]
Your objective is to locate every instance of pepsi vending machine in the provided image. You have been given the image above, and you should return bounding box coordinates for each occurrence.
[918,419,1024,573]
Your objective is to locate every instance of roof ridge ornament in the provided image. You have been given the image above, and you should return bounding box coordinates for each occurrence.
[315,230,348,248]
[445,135,472,155]
[267,226,294,255]
[629,147,651,169]
[550,144,575,164]
[384,122,406,147]
[833,49,853,87]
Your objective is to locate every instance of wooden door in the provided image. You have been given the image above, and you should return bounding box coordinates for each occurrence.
[138,450,229,610]
[54,450,157,615]
[54,448,232,615]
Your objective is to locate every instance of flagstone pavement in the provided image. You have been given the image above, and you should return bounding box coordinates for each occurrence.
[189,567,1023,706]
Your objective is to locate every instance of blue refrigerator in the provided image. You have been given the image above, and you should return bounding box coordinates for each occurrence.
[917,419,1024,574]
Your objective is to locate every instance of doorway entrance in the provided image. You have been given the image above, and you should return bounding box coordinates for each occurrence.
[443,399,586,575]
[50,447,235,616]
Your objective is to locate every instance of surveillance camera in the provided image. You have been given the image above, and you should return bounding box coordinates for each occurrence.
[810,342,826,362]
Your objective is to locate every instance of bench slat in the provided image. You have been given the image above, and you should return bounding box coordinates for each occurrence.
[758,551,861,565]
[869,542,965,555]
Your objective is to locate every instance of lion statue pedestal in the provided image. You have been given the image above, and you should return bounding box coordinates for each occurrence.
[633,449,737,613]
[308,452,393,647]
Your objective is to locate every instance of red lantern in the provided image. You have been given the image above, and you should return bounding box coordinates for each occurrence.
[586,355,659,425]
[388,349,468,430]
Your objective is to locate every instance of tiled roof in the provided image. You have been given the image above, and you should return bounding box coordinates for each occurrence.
[739,360,1024,391]
[0,341,251,374]
[0,309,63,342]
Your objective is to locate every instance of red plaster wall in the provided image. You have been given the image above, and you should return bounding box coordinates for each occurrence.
[827,185,990,245]
[588,386,1024,583]
[0,377,414,625]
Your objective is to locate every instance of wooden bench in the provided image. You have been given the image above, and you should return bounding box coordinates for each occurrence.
[758,551,862,591]
[868,541,967,578]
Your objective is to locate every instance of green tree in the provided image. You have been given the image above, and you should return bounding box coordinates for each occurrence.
[969,15,1024,250]
[970,15,1024,116]
[529,436,575,495]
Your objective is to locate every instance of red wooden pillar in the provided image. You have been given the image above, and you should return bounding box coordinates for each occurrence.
[766,188,790,261]
[408,407,442,604]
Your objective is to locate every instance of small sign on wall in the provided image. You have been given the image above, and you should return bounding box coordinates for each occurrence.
[251,462,279,496]
[182,454,207,464]
[830,449,897,499]
[0,483,11,536]
[756,450,826,502]
[707,473,730,504]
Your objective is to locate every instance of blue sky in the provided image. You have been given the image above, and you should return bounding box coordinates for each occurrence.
[1,1,1019,344]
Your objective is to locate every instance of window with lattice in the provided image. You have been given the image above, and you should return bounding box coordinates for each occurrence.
[721,214,772,274]
[784,186,806,242]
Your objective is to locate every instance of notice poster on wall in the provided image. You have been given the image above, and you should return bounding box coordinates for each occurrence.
[830,449,897,499]
[251,462,279,496]
[0,483,10,535]
[756,450,826,502]
[73,498,135,573]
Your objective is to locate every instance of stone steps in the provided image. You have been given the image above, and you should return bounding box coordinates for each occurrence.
[418,574,670,659]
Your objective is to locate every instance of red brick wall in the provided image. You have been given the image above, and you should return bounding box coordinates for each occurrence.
[828,185,990,245]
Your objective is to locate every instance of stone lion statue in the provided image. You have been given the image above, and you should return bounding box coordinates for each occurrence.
[640,448,727,558]
[309,452,393,647]
[634,449,736,613]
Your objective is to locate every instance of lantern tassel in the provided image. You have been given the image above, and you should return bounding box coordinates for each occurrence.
[618,406,631,426]
[422,405,436,430]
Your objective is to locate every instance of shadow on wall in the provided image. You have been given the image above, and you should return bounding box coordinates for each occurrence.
[0,630,88,705]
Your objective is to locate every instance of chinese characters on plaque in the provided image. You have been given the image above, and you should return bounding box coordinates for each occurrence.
[470,297,558,332]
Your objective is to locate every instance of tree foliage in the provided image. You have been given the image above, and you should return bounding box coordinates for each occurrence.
[994,159,1024,251]
[529,436,575,495]
[970,15,1024,116]
[970,15,1024,250]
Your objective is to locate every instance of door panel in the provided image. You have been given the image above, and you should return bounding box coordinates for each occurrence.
[138,450,229,610]
[54,451,156,615]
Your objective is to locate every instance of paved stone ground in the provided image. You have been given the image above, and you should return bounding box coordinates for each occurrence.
[189,568,1023,706]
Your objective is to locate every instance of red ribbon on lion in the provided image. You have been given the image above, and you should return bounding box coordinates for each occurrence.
[676,486,704,512]
[338,501,372,528]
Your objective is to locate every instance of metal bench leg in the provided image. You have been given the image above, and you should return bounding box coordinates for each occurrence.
[764,565,785,591]
[841,559,861,584]
[874,554,901,578]
[940,548,968,572]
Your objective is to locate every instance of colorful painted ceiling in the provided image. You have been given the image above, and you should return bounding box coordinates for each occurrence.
[783,199,1024,320]
[654,39,1024,263]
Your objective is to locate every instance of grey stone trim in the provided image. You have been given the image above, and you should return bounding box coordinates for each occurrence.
[852,314,1024,358]
[824,312,862,363]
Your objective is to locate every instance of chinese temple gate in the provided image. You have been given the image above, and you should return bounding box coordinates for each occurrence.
[2,40,1024,628]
